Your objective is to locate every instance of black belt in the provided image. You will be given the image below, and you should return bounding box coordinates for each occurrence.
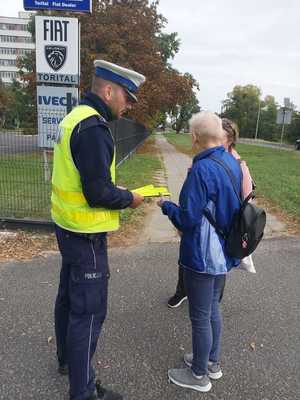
[55,225,107,242]
[75,232,107,242]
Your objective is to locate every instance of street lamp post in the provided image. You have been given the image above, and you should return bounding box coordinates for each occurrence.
[280,109,286,145]
[254,101,262,140]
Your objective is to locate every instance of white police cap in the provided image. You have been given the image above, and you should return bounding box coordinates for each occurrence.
[94,59,146,102]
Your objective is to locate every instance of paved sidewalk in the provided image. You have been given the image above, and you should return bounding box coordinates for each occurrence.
[143,135,287,243]
[142,136,190,243]
[1,238,299,400]
[0,135,297,400]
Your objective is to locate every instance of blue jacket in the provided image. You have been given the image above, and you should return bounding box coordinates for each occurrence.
[162,146,242,274]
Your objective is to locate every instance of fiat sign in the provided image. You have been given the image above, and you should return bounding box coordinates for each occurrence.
[35,16,79,84]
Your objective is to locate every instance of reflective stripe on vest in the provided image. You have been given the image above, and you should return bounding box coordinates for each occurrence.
[51,105,119,233]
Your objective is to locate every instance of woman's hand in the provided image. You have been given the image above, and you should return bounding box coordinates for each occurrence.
[157,196,165,208]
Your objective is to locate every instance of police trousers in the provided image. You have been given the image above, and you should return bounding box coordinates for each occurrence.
[54,225,110,400]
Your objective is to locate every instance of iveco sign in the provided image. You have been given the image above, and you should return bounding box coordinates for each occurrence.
[24,0,92,13]
[37,86,78,148]
[35,16,79,84]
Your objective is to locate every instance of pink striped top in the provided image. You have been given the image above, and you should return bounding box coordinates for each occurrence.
[230,149,253,199]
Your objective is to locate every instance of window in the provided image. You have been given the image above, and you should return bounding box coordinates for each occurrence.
[0,23,28,31]
[0,71,18,79]
[0,35,32,43]
[0,48,32,55]
[0,59,16,66]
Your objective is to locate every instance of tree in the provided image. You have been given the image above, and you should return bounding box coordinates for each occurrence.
[169,73,200,133]
[18,0,198,130]
[222,85,261,137]
[156,32,180,66]
[7,80,36,130]
[77,0,197,128]
[0,80,14,128]
[286,110,300,143]
[7,14,37,131]
[258,95,279,141]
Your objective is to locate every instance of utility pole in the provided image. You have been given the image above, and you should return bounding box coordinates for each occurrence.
[280,109,286,145]
[254,101,261,140]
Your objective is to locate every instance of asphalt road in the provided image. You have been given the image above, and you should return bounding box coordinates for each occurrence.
[0,133,297,156]
[238,138,296,152]
[0,237,299,400]
[0,132,38,155]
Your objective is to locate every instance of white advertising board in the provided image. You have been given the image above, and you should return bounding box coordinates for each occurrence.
[35,16,79,84]
[37,86,79,148]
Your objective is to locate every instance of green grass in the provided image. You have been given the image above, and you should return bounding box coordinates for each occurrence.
[0,153,52,219]
[163,132,300,219]
[163,132,194,156]
[0,136,162,222]
[236,144,300,218]
[117,154,161,190]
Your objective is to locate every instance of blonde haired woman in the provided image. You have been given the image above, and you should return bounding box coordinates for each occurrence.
[158,112,242,392]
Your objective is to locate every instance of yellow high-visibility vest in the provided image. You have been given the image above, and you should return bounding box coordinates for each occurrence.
[51,104,120,233]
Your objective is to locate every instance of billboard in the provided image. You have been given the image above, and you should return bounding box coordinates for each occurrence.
[35,16,79,84]
[24,0,91,13]
[37,86,79,148]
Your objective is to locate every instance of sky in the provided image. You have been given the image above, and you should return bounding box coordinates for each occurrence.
[1,0,300,112]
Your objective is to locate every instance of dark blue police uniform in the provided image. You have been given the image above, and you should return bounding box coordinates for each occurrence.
[54,92,133,400]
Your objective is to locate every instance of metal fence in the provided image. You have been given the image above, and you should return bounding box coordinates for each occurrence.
[110,118,149,165]
[0,117,149,224]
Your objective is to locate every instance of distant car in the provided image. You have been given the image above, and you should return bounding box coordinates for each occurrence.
[295,139,300,150]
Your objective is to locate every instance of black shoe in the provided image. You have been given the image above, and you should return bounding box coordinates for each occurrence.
[89,380,123,400]
[168,293,187,308]
[58,363,68,376]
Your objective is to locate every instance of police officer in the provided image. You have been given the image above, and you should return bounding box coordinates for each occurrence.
[52,60,145,400]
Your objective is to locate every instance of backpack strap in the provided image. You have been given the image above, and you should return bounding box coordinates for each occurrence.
[202,155,243,239]
[202,207,227,239]
[208,155,243,204]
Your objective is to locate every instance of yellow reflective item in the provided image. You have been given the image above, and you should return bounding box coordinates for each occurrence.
[132,184,171,197]
[51,105,119,233]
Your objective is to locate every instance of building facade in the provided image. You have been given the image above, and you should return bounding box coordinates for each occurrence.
[0,12,35,84]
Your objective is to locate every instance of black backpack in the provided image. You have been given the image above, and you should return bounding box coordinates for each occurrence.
[203,156,266,259]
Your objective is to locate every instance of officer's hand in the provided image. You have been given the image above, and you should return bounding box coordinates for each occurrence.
[130,192,144,208]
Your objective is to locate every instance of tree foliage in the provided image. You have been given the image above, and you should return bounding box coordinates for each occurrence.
[0,80,13,127]
[169,73,200,133]
[77,0,197,128]
[221,84,300,143]
[222,84,261,137]
[286,111,300,143]
[13,1,198,130]
[0,79,36,130]
[258,95,278,141]
[156,32,180,65]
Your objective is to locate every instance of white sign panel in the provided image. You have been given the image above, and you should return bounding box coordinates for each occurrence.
[35,16,79,84]
[276,108,292,125]
[37,86,79,148]
[284,97,291,108]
